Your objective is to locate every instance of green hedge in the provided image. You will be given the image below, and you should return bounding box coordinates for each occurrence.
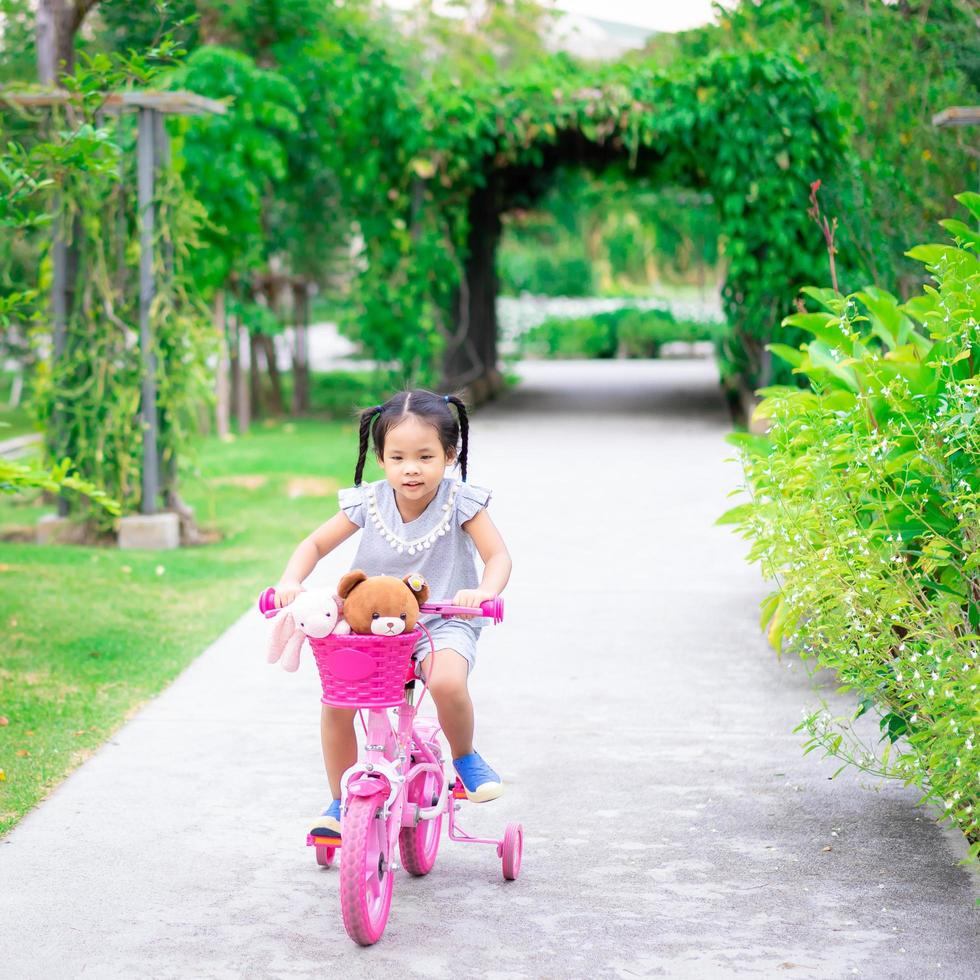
[721,193,980,857]
[518,307,724,359]
[497,242,595,297]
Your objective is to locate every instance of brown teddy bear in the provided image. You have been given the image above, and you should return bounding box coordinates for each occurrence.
[337,570,430,636]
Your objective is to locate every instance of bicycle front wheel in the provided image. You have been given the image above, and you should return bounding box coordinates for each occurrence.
[339,795,394,945]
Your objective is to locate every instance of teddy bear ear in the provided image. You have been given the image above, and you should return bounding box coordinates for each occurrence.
[337,569,368,599]
[403,572,429,606]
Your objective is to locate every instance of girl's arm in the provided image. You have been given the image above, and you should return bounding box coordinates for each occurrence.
[275,511,360,607]
[454,509,512,612]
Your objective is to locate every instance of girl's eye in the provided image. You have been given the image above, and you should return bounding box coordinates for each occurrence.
[372,612,380,619]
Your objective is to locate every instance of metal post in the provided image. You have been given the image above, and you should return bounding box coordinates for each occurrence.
[152,111,174,276]
[137,107,159,515]
[50,219,70,517]
[152,110,178,504]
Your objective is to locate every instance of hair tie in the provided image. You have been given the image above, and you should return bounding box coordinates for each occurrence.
[443,394,450,403]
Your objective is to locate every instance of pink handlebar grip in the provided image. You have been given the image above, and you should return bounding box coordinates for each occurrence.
[257,588,503,624]
[258,587,278,618]
[419,597,504,624]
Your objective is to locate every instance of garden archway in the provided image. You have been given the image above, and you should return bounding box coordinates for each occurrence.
[425,52,845,402]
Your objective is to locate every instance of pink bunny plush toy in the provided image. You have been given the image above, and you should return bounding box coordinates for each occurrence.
[267,588,350,672]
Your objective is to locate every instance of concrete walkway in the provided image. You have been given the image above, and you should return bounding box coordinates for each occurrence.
[2,359,977,979]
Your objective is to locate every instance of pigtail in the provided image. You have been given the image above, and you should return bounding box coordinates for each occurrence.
[445,395,469,482]
[354,405,382,485]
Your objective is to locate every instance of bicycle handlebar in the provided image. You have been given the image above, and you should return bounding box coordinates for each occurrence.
[257,587,504,624]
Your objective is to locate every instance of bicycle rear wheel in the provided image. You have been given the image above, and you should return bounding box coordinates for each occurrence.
[339,795,394,945]
[398,766,443,875]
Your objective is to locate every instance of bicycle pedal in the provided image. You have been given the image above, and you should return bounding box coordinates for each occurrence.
[308,833,341,847]
[451,780,468,801]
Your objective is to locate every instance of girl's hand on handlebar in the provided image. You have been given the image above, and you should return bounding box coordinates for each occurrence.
[274,581,304,608]
[451,589,495,618]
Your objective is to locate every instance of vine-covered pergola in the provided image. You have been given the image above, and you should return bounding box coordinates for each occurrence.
[342,51,844,401]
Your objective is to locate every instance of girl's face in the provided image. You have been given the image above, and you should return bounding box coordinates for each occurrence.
[378,416,455,502]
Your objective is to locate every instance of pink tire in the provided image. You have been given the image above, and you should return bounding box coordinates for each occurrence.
[339,795,394,945]
[500,822,523,881]
[398,766,443,876]
[315,844,335,867]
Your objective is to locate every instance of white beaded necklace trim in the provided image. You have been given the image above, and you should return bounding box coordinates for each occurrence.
[365,481,460,555]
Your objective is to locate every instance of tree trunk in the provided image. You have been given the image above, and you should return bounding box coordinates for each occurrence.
[249,330,263,419]
[37,0,98,83]
[214,289,231,438]
[260,333,284,415]
[38,0,96,514]
[446,177,501,399]
[36,0,62,84]
[291,282,310,413]
[231,316,250,434]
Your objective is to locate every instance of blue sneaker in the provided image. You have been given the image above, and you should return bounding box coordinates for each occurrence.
[453,751,504,803]
[309,799,341,838]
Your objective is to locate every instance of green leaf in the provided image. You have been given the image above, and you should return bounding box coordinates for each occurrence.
[880,712,909,744]
[725,431,771,456]
[766,342,805,370]
[955,191,980,225]
[906,244,956,267]
[759,591,781,631]
[938,219,980,251]
[716,502,756,526]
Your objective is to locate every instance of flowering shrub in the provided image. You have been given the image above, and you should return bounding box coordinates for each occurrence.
[722,193,980,857]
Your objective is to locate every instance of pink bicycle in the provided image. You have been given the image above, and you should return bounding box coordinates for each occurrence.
[258,589,523,946]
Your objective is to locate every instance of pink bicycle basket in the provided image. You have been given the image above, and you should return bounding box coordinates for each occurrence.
[310,630,421,708]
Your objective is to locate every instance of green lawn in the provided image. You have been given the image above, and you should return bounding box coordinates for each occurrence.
[0,405,35,441]
[0,416,382,835]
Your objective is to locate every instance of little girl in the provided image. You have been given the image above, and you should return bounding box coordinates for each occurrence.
[273,389,512,838]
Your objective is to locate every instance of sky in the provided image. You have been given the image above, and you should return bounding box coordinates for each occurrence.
[382,1,736,33]
[553,0,733,32]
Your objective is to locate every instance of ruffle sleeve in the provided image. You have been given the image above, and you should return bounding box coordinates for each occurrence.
[455,483,491,526]
[338,486,366,527]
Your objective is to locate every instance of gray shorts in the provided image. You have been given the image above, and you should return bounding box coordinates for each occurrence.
[412,618,480,674]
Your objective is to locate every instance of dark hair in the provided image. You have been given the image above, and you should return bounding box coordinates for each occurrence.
[354,390,470,486]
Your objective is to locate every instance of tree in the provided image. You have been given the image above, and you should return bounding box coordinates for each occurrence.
[36,0,100,82]
[677,0,980,295]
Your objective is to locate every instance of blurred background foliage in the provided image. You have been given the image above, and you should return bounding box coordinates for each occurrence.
[1,0,977,441]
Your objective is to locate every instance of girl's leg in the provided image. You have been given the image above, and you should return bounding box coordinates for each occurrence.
[419,648,473,759]
[321,704,357,800]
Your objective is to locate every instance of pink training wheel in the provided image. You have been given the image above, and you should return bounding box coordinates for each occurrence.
[315,843,336,868]
[499,822,523,881]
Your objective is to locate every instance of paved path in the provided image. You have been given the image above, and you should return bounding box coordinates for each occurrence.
[2,359,977,979]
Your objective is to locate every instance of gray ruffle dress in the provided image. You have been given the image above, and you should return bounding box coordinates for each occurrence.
[337,477,491,669]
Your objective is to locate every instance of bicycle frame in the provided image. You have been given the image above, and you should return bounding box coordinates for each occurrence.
[340,693,449,861]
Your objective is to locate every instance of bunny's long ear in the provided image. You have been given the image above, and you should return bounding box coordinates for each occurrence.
[337,569,368,599]
[268,612,296,664]
[281,630,304,672]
